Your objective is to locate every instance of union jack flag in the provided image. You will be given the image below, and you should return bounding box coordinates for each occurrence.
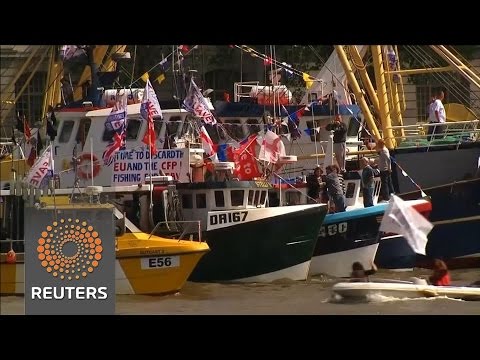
[102,91,128,165]
[103,132,125,166]
[183,79,217,125]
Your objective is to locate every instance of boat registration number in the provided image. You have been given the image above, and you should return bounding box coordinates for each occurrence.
[319,222,348,237]
[141,256,180,269]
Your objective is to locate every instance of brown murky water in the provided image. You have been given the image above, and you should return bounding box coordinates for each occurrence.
[2,269,479,315]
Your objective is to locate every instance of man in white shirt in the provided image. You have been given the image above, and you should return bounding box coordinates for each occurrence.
[428,90,446,140]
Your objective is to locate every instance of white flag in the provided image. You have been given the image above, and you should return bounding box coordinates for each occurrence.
[140,79,162,120]
[24,145,53,188]
[379,195,434,255]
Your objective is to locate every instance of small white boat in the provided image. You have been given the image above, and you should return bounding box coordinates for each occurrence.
[332,279,480,301]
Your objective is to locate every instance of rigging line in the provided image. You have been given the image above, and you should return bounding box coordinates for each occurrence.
[130,45,137,87]
[234,45,307,79]
[409,45,475,100]
[406,45,480,108]
[130,45,198,87]
[308,45,352,97]
[446,45,480,79]
[272,171,318,203]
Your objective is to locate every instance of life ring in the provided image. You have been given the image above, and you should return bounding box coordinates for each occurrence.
[78,153,100,180]
[6,249,16,264]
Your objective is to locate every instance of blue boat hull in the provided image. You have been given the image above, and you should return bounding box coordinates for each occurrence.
[400,177,480,266]
[375,235,417,270]
[309,205,386,277]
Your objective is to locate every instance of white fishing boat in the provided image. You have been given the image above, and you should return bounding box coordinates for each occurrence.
[332,279,480,301]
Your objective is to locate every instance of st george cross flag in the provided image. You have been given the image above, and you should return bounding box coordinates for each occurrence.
[379,195,433,255]
[199,125,218,162]
[183,79,217,125]
[257,130,286,164]
[103,91,128,165]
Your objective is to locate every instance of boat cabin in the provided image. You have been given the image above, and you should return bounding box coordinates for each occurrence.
[176,180,270,232]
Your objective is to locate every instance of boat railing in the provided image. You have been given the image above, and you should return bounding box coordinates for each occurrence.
[0,238,24,254]
[233,81,260,102]
[149,220,203,243]
[385,119,479,150]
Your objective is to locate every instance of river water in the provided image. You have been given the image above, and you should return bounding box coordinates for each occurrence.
[2,269,479,315]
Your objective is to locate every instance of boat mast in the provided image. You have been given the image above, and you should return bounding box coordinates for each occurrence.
[334,45,381,141]
[371,45,396,149]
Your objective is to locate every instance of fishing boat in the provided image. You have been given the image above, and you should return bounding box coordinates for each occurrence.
[399,177,480,269]
[1,86,328,284]
[332,279,480,301]
[0,192,210,295]
[212,45,480,267]
[271,154,432,276]
[173,178,327,282]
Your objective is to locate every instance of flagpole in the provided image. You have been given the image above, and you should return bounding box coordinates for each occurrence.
[149,127,154,230]
[49,145,57,220]
[90,137,94,187]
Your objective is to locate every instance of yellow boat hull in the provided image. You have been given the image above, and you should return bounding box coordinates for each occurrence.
[1,236,209,295]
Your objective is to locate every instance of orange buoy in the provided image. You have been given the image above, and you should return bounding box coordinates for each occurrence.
[6,249,16,264]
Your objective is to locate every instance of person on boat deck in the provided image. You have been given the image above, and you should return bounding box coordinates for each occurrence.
[375,139,394,202]
[325,114,347,173]
[325,164,346,212]
[429,259,451,286]
[360,157,376,207]
[427,89,446,141]
[306,166,326,204]
[350,261,377,282]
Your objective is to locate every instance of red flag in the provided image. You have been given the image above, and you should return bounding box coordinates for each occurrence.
[231,135,261,180]
[142,101,157,155]
[24,119,31,141]
[27,147,36,166]
[178,45,189,54]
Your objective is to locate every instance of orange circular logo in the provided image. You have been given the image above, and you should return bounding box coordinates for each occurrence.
[36,218,103,281]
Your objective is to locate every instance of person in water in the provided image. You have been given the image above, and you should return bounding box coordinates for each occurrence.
[350,261,377,282]
[429,259,451,286]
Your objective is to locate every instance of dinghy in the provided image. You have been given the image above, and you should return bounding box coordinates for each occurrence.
[332,278,480,301]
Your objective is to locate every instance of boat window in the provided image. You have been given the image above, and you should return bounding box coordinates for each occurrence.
[204,123,220,144]
[195,193,207,209]
[182,194,193,209]
[345,182,356,199]
[102,127,114,142]
[126,118,142,140]
[59,120,75,143]
[223,119,245,140]
[231,190,244,206]
[166,116,182,137]
[247,190,255,205]
[306,119,321,142]
[286,192,301,206]
[254,190,260,205]
[246,118,260,135]
[259,191,267,205]
[75,117,91,148]
[308,93,318,103]
[154,119,163,138]
[214,191,225,207]
[347,116,361,137]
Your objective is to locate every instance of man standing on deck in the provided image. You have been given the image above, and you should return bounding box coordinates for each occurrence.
[428,89,446,140]
[326,114,347,173]
[376,139,394,202]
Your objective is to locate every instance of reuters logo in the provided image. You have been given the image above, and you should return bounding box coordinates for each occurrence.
[37,218,103,280]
